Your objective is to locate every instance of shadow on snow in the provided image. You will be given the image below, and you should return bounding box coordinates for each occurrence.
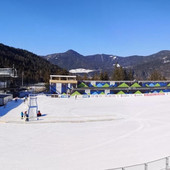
[0,99,23,117]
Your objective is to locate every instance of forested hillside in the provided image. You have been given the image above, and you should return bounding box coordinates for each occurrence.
[0,43,68,84]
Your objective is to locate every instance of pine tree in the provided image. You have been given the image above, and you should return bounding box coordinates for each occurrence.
[125,69,134,80]
[103,71,109,80]
[99,72,104,80]
[92,73,100,80]
[149,70,166,80]
[112,63,125,80]
[83,74,88,80]
[100,71,109,80]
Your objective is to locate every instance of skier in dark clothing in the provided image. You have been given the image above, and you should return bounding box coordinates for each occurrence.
[25,111,29,121]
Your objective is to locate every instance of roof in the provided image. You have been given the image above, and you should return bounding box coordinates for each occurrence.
[0,94,12,98]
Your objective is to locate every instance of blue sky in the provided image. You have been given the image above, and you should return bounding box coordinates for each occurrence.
[0,0,170,56]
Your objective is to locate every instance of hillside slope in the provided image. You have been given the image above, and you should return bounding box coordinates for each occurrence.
[0,43,68,84]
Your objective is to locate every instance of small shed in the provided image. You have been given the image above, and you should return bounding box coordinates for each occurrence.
[0,94,13,106]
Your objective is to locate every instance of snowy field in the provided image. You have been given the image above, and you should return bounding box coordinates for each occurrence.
[0,94,170,170]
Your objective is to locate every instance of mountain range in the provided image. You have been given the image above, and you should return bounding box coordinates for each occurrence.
[44,50,170,79]
[1,42,170,81]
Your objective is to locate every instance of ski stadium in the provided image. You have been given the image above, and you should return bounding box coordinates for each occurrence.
[1,92,170,170]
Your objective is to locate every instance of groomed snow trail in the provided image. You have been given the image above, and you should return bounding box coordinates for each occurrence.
[0,95,170,170]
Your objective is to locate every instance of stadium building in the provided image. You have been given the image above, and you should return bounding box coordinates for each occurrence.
[50,75,170,96]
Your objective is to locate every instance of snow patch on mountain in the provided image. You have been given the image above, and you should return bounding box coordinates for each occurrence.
[110,56,117,60]
[69,68,94,73]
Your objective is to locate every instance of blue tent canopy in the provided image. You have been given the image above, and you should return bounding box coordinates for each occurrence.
[96,83,103,87]
[153,90,159,93]
[149,83,155,87]
[91,92,98,95]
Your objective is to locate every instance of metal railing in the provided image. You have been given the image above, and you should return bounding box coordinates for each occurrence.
[108,156,170,170]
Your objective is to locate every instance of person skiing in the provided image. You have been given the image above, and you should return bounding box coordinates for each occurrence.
[21,111,24,119]
[37,110,41,117]
[25,112,29,121]
[24,111,27,118]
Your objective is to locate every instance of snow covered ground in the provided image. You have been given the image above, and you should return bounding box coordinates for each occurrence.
[0,94,170,170]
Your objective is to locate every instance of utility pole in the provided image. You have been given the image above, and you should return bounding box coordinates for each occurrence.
[22,71,24,86]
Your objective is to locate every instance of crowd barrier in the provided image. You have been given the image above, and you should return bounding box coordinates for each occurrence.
[45,92,170,99]
[77,92,169,99]
[108,156,170,170]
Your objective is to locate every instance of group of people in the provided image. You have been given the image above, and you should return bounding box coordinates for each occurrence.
[21,111,29,121]
[21,110,42,121]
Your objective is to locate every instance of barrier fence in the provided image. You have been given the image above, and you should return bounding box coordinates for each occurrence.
[108,156,170,170]
[48,92,169,99]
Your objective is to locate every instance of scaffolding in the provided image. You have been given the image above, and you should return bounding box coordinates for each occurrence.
[28,95,38,120]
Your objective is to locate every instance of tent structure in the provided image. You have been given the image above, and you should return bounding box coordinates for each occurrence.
[131,83,141,88]
[91,92,98,95]
[117,91,125,94]
[134,90,142,94]
[118,83,129,88]
[78,82,88,88]
[102,83,110,87]
[154,83,161,87]
[100,91,105,95]
[153,90,159,93]
[71,91,81,96]
[96,83,103,87]
[148,83,155,87]
[159,90,164,93]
